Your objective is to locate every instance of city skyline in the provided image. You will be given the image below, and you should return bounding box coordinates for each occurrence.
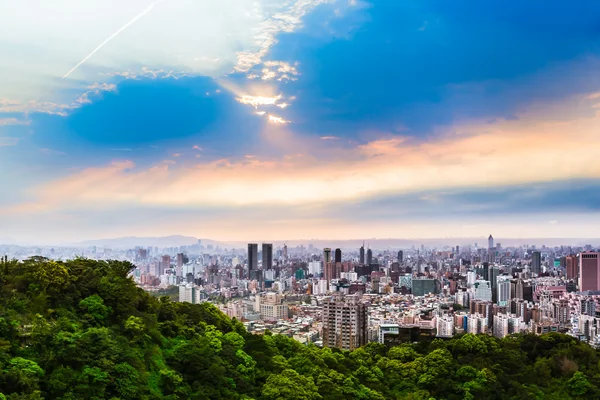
[2,1,600,243]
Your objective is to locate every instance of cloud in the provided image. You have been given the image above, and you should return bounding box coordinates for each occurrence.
[268,115,289,124]
[10,95,600,214]
[0,118,30,126]
[250,61,300,81]
[234,0,332,72]
[0,83,117,115]
[236,95,283,108]
[320,136,339,140]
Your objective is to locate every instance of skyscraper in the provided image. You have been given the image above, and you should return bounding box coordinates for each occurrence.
[496,276,511,306]
[262,243,273,270]
[176,253,184,277]
[283,244,288,259]
[161,255,171,275]
[579,252,600,292]
[322,295,367,350]
[334,248,342,263]
[366,248,373,265]
[488,235,495,263]
[531,251,541,276]
[323,248,332,263]
[359,244,365,264]
[398,250,403,263]
[248,244,258,273]
[566,255,578,280]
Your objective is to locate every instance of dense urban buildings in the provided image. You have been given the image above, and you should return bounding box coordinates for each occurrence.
[3,236,600,349]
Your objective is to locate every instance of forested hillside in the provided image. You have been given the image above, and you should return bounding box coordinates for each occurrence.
[0,257,599,399]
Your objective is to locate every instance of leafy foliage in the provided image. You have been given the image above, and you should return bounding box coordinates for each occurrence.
[0,257,599,399]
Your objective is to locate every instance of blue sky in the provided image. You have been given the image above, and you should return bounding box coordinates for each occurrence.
[1,0,600,244]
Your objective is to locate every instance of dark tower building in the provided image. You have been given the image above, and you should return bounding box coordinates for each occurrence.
[398,250,403,263]
[248,244,258,273]
[366,248,373,265]
[324,248,332,263]
[359,244,365,264]
[262,243,273,270]
[335,248,342,263]
[531,251,541,276]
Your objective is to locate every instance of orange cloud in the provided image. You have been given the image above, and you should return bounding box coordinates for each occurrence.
[8,94,600,214]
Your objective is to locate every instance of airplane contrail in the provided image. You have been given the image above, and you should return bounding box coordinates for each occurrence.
[62,0,163,80]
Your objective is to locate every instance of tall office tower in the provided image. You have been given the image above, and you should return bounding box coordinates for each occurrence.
[283,244,288,259]
[579,252,600,292]
[566,255,579,280]
[455,246,460,255]
[366,248,373,265]
[531,251,542,276]
[161,255,171,275]
[489,266,500,290]
[248,244,258,273]
[359,244,365,264]
[398,250,403,263]
[176,253,184,277]
[335,248,342,263]
[323,248,332,263]
[324,262,336,282]
[488,235,495,263]
[262,243,273,270]
[322,295,367,350]
[496,276,511,306]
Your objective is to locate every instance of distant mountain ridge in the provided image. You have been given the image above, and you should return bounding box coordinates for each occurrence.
[74,236,600,250]
[78,235,217,249]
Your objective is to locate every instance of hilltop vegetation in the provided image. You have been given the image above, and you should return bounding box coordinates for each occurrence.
[0,257,599,399]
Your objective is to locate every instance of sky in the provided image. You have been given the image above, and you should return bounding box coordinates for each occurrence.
[1,0,600,245]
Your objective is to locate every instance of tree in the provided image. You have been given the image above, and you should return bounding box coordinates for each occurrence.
[262,369,322,400]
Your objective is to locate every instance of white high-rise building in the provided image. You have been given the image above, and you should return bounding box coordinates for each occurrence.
[308,261,322,277]
[179,284,202,304]
[313,279,329,295]
[341,271,358,281]
[496,276,511,306]
[493,314,510,338]
[474,280,493,302]
[467,314,488,334]
[455,290,470,307]
[467,271,477,287]
[436,315,455,338]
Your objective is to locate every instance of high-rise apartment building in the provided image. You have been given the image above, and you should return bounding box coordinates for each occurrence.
[496,276,511,306]
[531,251,542,276]
[579,252,600,292]
[262,243,273,270]
[322,295,367,350]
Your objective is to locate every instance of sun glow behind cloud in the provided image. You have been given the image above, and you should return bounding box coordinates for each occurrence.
[6,93,600,216]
